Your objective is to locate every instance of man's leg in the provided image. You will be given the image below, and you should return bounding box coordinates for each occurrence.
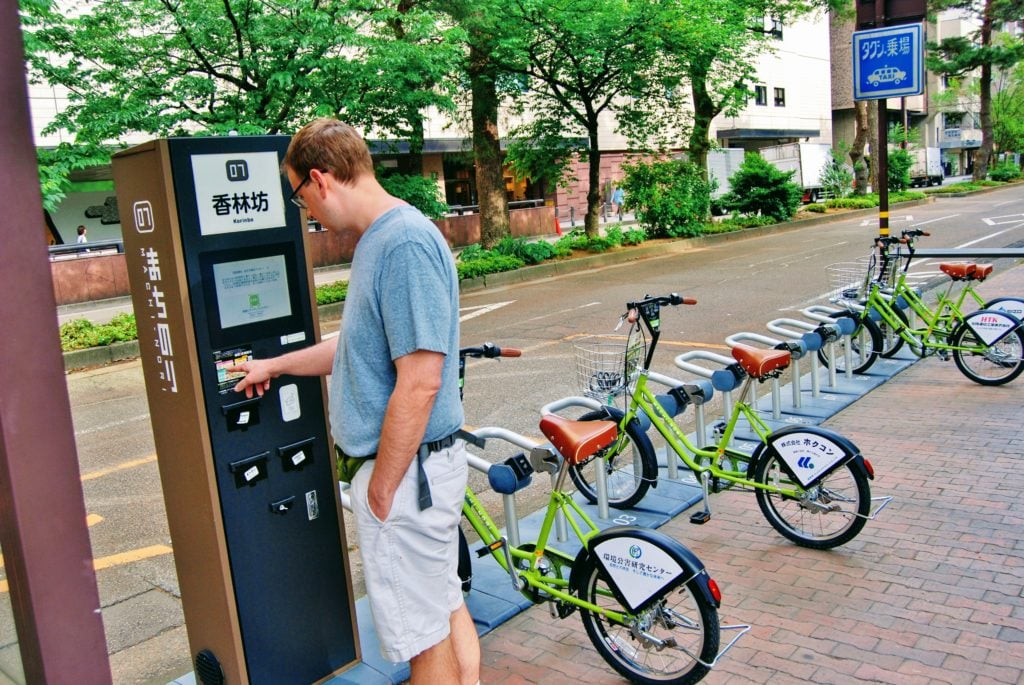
[408,605,479,685]
[450,603,480,685]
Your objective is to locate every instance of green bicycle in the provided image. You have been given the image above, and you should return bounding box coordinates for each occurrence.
[828,229,1024,385]
[456,344,746,685]
[568,295,889,549]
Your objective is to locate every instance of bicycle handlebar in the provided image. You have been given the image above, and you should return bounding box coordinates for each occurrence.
[459,343,521,360]
[625,292,697,311]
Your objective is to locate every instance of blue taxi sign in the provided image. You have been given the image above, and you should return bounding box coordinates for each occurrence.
[853,23,923,100]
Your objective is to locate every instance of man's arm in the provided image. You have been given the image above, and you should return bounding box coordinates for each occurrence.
[230,337,338,398]
[366,349,445,521]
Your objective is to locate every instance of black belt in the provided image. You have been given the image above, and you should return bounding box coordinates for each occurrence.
[339,430,464,511]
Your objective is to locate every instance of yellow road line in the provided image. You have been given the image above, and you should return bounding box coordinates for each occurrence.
[81,454,157,482]
[0,544,174,594]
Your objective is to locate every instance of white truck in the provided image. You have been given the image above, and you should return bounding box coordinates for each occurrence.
[907,146,944,187]
[759,142,832,203]
[707,148,745,199]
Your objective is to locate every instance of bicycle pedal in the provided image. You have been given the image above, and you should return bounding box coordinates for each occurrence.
[476,539,503,558]
[689,511,711,525]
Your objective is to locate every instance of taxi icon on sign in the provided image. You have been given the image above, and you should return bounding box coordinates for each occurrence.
[867,66,907,86]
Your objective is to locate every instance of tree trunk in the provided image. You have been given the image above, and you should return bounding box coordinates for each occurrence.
[973,5,995,181]
[849,101,870,196]
[867,101,880,193]
[585,128,602,238]
[470,45,510,248]
[688,65,717,181]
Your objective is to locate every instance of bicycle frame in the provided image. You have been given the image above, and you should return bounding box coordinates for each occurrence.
[865,261,989,355]
[620,371,803,498]
[461,467,633,622]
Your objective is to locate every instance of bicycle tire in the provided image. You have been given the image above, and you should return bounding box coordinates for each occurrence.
[876,305,909,358]
[951,320,1024,386]
[569,411,658,509]
[816,311,882,374]
[752,454,870,549]
[577,550,719,685]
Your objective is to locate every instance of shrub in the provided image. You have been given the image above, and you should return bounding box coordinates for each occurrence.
[887,148,913,192]
[377,172,449,219]
[585,236,614,253]
[620,159,712,238]
[820,159,854,200]
[826,197,876,209]
[493,236,554,265]
[316,281,348,305]
[60,313,138,352]
[804,203,828,213]
[989,160,1022,182]
[604,227,624,247]
[622,228,646,245]
[720,154,802,222]
[458,243,487,261]
[456,254,524,281]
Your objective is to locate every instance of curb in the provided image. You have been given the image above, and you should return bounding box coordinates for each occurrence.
[61,195,938,372]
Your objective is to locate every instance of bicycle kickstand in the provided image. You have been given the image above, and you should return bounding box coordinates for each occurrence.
[689,471,713,525]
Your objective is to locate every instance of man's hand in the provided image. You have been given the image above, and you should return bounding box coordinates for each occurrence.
[228,359,277,398]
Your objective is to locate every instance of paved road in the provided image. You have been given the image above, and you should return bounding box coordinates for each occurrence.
[54,186,1024,683]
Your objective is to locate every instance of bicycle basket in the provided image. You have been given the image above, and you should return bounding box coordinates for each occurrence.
[573,330,645,401]
[826,257,875,302]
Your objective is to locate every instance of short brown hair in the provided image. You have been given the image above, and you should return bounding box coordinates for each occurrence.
[283,118,374,184]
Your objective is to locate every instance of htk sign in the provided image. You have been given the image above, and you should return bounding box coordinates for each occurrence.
[852,23,923,100]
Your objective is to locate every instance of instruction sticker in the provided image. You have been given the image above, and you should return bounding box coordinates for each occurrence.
[279,384,301,422]
[593,537,685,611]
[771,432,847,487]
[967,311,1019,346]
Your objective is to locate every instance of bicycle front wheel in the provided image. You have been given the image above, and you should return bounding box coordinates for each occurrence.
[952,323,1024,386]
[816,312,882,374]
[577,555,719,685]
[569,412,657,509]
[753,455,870,549]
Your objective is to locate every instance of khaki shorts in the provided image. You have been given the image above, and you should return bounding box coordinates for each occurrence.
[349,441,467,662]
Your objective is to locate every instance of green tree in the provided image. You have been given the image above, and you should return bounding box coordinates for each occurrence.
[927,0,1024,180]
[495,0,684,238]
[992,61,1024,157]
[721,153,803,222]
[620,159,712,238]
[20,0,462,210]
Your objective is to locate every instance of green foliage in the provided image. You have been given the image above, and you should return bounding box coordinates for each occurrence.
[887,148,913,192]
[585,237,614,253]
[315,281,349,306]
[456,254,525,281]
[721,154,802,222]
[620,160,712,239]
[622,228,646,245]
[493,236,554,265]
[803,204,828,213]
[59,313,137,352]
[889,190,927,203]
[989,159,1022,182]
[825,197,876,209]
[556,229,591,252]
[20,0,463,209]
[377,173,448,219]
[820,158,854,200]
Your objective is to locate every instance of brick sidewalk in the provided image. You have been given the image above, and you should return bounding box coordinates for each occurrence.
[478,264,1024,684]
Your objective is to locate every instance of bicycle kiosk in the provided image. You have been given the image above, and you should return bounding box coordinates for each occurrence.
[112,137,358,684]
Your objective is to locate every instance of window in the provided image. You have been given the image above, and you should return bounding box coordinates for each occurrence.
[768,17,783,39]
[774,87,786,107]
[754,85,767,106]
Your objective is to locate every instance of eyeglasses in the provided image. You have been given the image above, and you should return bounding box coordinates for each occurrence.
[289,174,312,209]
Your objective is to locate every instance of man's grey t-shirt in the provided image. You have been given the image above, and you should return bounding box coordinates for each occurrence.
[329,205,463,456]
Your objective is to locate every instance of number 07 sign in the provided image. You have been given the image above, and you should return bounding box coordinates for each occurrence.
[853,23,923,101]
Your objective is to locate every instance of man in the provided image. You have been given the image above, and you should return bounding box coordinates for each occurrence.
[230,118,479,685]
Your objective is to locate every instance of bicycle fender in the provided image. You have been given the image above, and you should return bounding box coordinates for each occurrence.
[752,425,862,489]
[960,308,1023,346]
[984,297,1024,321]
[569,526,718,614]
[579,407,659,489]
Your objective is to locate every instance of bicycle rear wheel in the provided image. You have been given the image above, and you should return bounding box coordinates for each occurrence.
[569,412,657,509]
[753,455,870,549]
[816,311,882,374]
[577,554,719,685]
[952,323,1024,386]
